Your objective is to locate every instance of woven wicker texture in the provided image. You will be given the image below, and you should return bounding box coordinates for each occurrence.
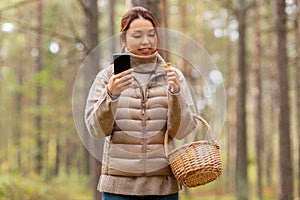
[164,115,222,187]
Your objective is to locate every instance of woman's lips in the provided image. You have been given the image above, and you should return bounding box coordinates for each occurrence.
[139,48,152,54]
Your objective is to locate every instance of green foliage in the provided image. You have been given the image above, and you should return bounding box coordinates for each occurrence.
[0,174,92,200]
[0,175,52,200]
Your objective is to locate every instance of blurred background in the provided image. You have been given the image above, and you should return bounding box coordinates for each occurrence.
[0,0,299,199]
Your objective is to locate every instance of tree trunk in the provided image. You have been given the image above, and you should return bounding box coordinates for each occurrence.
[158,0,169,60]
[223,2,236,192]
[131,0,161,22]
[13,61,23,171]
[273,1,294,199]
[265,2,278,186]
[265,67,277,187]
[225,42,236,193]
[109,0,116,54]
[294,0,300,198]
[253,1,264,199]
[235,0,249,199]
[65,138,71,174]
[179,0,188,75]
[34,0,43,175]
[78,0,101,199]
[159,0,168,29]
[265,100,275,186]
[54,135,60,175]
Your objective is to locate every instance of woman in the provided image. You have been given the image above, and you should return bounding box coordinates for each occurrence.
[85,6,197,200]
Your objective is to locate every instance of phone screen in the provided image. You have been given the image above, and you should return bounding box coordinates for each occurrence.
[113,53,131,75]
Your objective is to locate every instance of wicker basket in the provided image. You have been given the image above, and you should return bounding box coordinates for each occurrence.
[164,114,222,187]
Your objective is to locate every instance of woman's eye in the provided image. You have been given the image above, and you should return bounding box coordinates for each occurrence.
[132,35,141,38]
[148,34,156,37]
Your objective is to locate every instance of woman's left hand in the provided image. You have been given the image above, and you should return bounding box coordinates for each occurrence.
[166,68,180,93]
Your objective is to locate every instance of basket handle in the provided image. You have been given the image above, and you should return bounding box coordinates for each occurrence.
[164,114,217,156]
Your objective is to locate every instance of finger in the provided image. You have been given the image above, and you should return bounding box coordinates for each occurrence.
[118,77,133,88]
[168,80,175,86]
[168,75,180,91]
[167,72,179,81]
[168,80,180,92]
[166,68,177,74]
[167,70,178,76]
[168,76,180,84]
[122,81,134,89]
[116,81,133,93]
[167,73,178,79]
[116,68,134,78]
[168,77,177,85]
[116,75,133,85]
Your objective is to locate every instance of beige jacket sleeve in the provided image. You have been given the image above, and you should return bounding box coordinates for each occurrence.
[167,69,198,140]
[85,66,116,139]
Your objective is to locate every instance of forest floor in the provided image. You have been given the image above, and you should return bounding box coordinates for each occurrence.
[0,173,91,200]
[181,183,277,200]
[0,174,277,200]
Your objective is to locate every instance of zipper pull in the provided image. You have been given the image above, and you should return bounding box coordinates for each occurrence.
[141,102,146,115]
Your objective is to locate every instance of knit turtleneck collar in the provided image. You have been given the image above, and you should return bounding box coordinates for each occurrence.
[125,48,158,73]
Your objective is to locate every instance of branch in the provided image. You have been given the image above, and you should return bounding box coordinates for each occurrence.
[77,0,92,16]
[0,0,38,13]
[232,0,255,16]
[77,0,86,10]
[64,11,84,44]
[245,0,255,12]
[1,15,86,46]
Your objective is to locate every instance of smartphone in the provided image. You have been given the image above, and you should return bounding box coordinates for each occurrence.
[113,53,131,75]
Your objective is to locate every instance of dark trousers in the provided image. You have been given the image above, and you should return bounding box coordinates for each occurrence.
[102,192,179,200]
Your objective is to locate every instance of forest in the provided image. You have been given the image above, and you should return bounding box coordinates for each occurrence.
[0,0,299,200]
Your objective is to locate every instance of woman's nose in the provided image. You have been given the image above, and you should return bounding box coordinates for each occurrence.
[141,36,150,44]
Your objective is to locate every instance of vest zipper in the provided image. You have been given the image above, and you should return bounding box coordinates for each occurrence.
[141,94,147,176]
[133,74,165,175]
[132,77,148,175]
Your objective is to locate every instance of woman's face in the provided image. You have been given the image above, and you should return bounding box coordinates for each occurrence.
[125,18,157,56]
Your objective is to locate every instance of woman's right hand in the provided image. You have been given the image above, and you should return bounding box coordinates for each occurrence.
[107,69,134,96]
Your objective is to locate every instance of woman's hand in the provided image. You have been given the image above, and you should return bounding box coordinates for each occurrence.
[108,69,134,96]
[166,68,180,93]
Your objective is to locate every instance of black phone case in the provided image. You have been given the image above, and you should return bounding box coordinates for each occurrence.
[113,53,131,74]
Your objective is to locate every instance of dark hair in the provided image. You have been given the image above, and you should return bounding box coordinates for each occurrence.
[120,7,160,52]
